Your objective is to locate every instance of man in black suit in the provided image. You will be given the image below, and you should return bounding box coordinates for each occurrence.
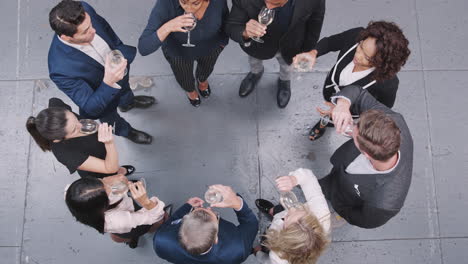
[225,0,325,108]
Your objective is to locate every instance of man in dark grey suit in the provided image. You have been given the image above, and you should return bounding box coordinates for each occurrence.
[318,85,413,229]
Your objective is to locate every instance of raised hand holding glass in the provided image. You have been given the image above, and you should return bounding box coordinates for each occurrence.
[252,7,275,43]
[108,50,127,76]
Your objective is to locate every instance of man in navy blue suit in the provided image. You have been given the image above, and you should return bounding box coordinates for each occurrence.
[48,0,154,144]
[154,185,259,264]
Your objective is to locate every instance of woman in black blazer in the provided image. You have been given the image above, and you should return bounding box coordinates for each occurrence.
[305,21,410,140]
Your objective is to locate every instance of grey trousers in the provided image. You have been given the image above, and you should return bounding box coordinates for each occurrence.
[248,53,291,81]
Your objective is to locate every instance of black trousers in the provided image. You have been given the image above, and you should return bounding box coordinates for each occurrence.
[163,46,224,92]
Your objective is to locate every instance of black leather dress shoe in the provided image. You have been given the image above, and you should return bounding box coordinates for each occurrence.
[277,79,291,108]
[255,199,274,220]
[119,96,156,112]
[239,70,264,97]
[126,128,152,144]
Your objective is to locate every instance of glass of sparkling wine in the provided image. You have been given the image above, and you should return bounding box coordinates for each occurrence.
[252,7,275,43]
[79,119,99,134]
[182,12,197,47]
[204,187,223,205]
[279,191,301,210]
[110,181,128,196]
[294,53,313,72]
[109,50,128,76]
[320,115,355,138]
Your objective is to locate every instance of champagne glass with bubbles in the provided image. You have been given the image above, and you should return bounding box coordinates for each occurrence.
[252,7,275,43]
[182,12,197,47]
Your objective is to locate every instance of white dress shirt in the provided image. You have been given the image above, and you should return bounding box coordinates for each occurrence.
[255,168,331,264]
[58,34,111,66]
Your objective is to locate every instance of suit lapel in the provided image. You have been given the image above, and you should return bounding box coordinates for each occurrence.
[332,46,356,85]
[54,36,104,70]
[289,0,307,29]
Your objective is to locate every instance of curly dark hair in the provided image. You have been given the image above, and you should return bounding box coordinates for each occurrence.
[356,21,411,82]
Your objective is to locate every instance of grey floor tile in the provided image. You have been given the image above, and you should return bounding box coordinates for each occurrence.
[17,0,54,79]
[0,247,20,264]
[441,238,468,264]
[0,81,34,247]
[319,239,442,264]
[316,0,422,72]
[0,0,18,80]
[416,0,468,70]
[425,71,468,237]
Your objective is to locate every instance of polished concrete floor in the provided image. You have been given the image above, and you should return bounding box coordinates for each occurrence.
[1,0,468,263]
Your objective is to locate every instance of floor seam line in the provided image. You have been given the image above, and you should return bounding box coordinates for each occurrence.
[19,80,35,264]
[413,0,444,263]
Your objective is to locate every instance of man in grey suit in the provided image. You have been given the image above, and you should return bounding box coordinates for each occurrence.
[318,85,413,229]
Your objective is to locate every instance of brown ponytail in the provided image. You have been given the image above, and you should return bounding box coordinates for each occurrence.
[26,107,68,152]
[26,116,52,151]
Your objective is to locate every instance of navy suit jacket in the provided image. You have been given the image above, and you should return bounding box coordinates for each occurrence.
[48,1,137,119]
[154,200,259,264]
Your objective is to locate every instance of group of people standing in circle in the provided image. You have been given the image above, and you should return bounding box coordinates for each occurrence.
[23,0,415,263]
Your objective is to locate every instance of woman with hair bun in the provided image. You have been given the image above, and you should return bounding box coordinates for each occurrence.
[254,168,331,264]
[26,97,134,178]
[302,21,411,140]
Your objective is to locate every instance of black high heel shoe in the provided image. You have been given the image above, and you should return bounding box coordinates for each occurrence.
[187,96,201,107]
[125,237,139,249]
[309,120,328,141]
[198,83,211,98]
[121,165,135,176]
[255,199,274,220]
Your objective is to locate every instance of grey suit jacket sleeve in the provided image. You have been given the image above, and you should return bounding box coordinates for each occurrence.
[331,85,395,116]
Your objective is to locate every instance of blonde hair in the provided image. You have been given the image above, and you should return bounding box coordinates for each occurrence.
[263,208,329,264]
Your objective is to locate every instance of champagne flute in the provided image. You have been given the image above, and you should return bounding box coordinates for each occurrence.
[79,119,99,134]
[108,50,128,76]
[252,7,275,43]
[182,12,197,47]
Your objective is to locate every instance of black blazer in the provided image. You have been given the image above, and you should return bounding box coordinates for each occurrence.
[316,27,399,108]
[225,0,325,64]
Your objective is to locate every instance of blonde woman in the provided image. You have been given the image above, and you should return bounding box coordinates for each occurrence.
[255,168,331,264]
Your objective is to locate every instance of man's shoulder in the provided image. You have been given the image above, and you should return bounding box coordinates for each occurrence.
[80,1,96,14]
